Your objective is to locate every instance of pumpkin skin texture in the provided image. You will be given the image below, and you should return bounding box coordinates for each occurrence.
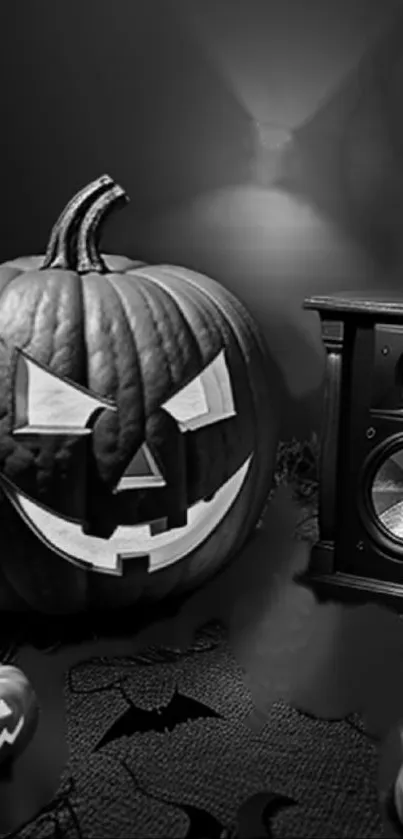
[0,176,279,615]
[0,665,39,765]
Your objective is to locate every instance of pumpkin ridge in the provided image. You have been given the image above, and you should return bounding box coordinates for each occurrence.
[104,274,147,420]
[164,266,282,439]
[125,275,203,401]
[145,265,270,486]
[129,280,175,399]
[124,272,238,497]
[132,265,250,379]
[94,274,143,435]
[175,269,278,514]
[34,278,73,374]
[126,267,221,377]
[156,265,270,389]
[80,272,146,485]
[0,268,28,302]
[13,271,86,382]
[135,267,258,491]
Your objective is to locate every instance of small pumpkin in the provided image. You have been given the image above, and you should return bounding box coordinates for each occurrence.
[0,665,38,765]
[0,175,279,614]
[379,722,403,838]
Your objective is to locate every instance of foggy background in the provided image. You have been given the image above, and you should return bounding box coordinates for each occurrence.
[2,0,403,438]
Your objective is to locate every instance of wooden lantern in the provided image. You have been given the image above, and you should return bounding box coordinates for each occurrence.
[302,291,403,613]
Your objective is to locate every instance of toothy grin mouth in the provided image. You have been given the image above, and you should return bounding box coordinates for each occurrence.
[0,456,252,576]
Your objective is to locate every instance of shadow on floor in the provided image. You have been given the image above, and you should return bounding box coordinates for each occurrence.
[2,485,403,833]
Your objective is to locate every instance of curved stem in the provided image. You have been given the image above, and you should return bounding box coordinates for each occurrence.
[75,183,128,274]
[41,174,114,271]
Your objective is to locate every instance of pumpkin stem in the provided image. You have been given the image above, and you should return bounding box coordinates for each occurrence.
[40,174,115,271]
[75,183,128,274]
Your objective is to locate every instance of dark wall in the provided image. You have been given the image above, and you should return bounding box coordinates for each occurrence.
[1,0,403,438]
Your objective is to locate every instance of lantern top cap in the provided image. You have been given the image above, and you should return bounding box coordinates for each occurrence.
[304,290,403,320]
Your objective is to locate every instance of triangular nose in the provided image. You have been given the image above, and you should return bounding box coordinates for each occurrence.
[117,444,166,490]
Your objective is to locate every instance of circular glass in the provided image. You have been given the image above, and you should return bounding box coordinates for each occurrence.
[371,448,403,539]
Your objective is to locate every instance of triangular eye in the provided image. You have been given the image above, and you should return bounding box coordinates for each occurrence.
[115,443,166,490]
[162,350,236,431]
[13,349,116,436]
[0,699,11,719]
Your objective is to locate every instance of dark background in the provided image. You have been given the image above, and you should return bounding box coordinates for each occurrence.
[2,0,403,439]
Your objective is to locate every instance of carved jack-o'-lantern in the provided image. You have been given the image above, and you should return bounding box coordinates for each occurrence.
[0,665,38,765]
[0,176,279,614]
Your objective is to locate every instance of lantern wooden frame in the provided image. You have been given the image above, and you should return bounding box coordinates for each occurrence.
[301,291,403,613]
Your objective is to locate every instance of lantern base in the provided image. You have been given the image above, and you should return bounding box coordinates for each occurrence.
[298,541,403,615]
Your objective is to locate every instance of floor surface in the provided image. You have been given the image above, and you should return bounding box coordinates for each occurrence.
[2,485,403,833]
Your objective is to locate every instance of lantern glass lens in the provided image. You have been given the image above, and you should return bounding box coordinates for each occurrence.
[371,449,403,538]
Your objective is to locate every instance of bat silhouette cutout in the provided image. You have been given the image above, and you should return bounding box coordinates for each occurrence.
[95,688,221,750]
[154,796,297,839]
[234,791,297,839]
[121,761,296,839]
[177,803,229,839]
[122,760,230,839]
